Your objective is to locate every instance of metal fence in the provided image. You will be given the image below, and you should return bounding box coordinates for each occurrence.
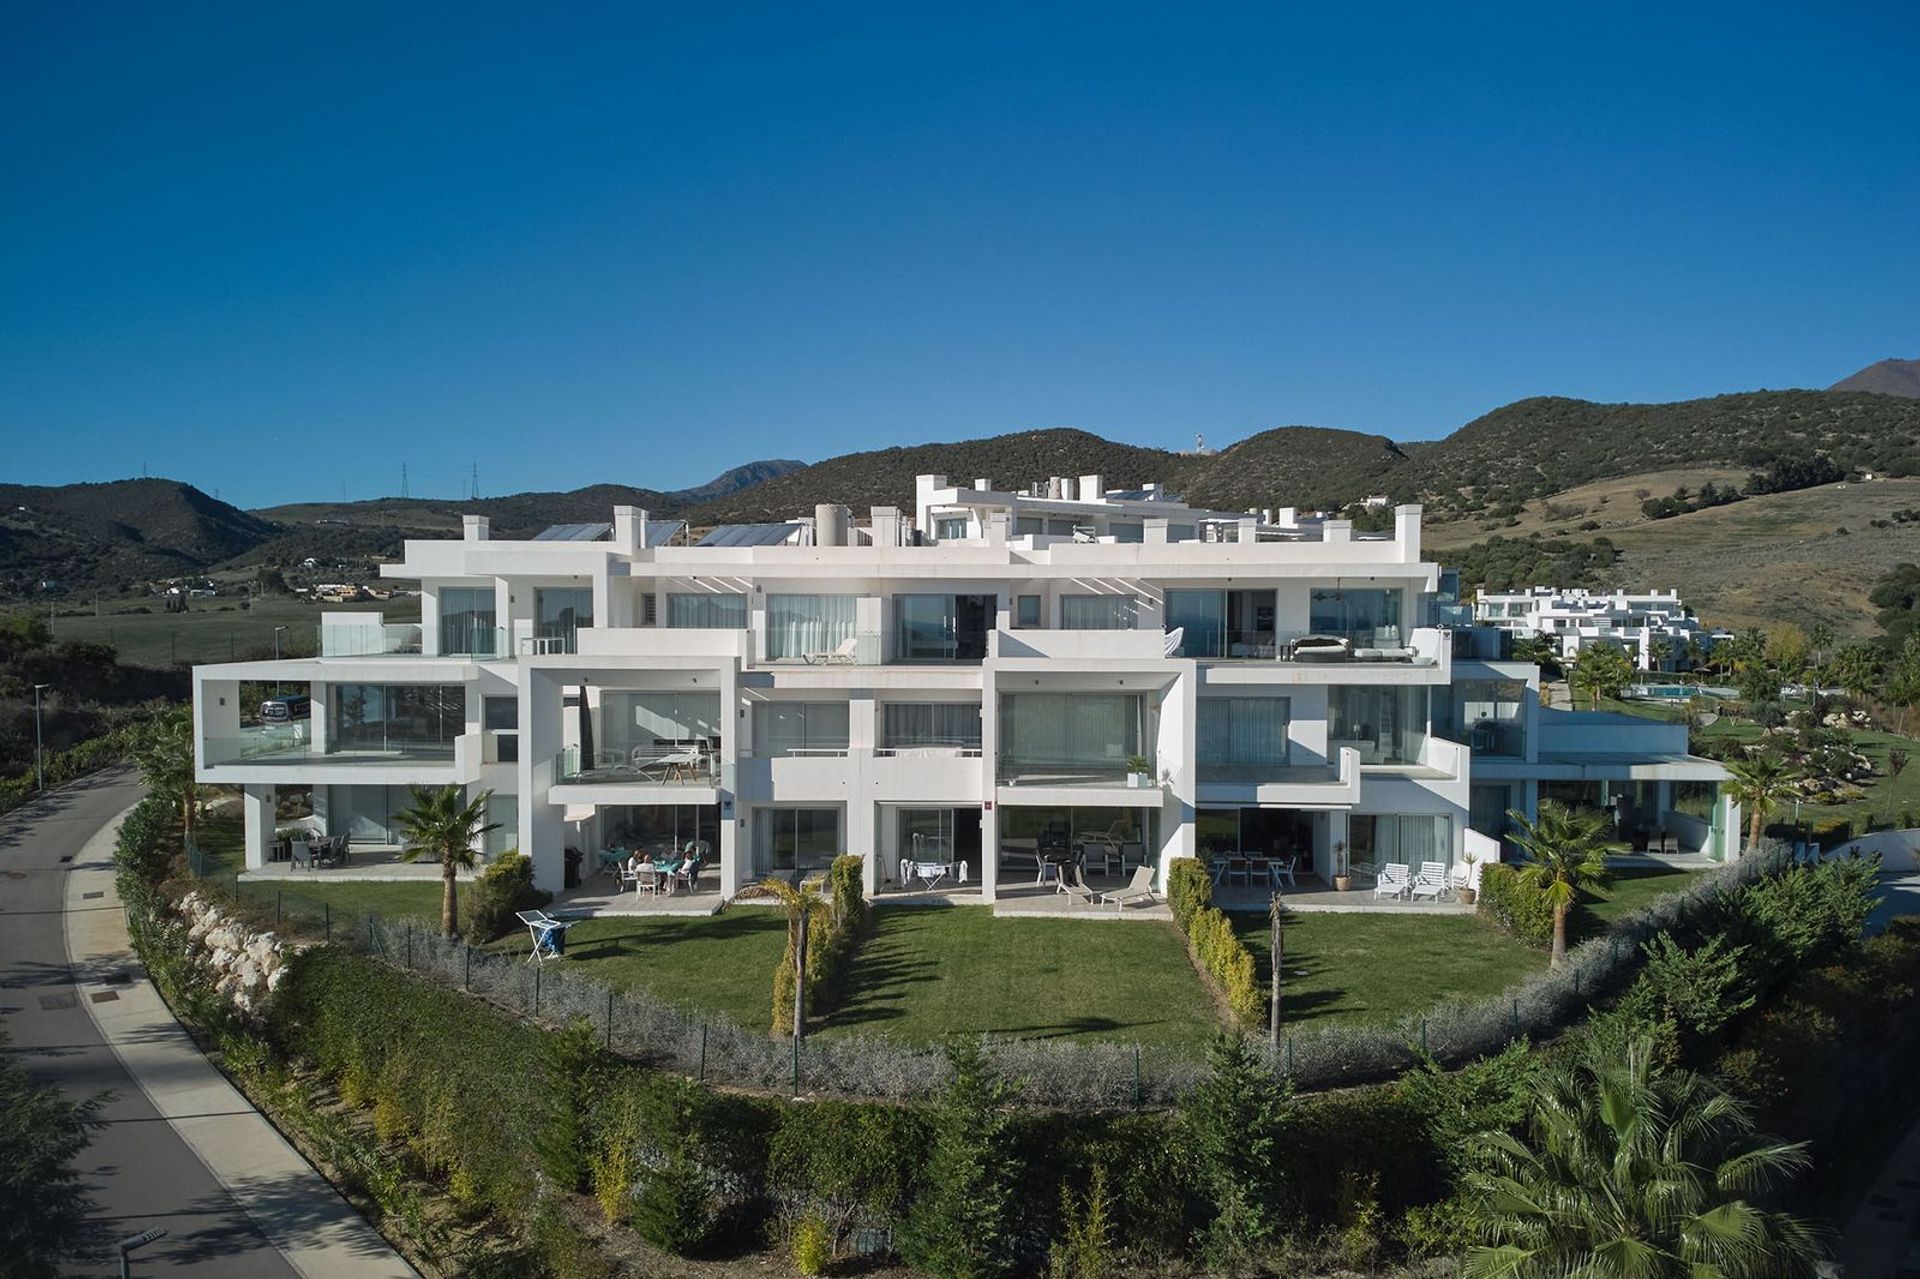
[183,846,1786,1108]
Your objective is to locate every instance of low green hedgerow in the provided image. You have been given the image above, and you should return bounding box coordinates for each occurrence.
[1166,857,1262,1029]
[1475,863,1554,948]
[772,854,871,1034]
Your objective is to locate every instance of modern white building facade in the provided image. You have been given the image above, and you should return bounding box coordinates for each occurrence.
[192,478,1738,903]
[1474,587,1722,671]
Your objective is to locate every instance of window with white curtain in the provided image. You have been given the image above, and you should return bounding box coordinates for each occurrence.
[667,593,747,628]
[1059,594,1138,630]
[601,692,722,755]
[753,702,851,757]
[767,594,859,660]
[999,693,1142,779]
[1349,814,1452,872]
[882,703,982,751]
[1196,697,1291,780]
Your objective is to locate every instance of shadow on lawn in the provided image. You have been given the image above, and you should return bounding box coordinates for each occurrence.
[565,911,785,963]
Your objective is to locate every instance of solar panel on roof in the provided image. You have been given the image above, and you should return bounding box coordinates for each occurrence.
[696,523,805,547]
[645,520,687,545]
[534,522,613,541]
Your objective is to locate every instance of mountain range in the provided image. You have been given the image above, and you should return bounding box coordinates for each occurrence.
[1831,357,1920,399]
[9,368,1920,617]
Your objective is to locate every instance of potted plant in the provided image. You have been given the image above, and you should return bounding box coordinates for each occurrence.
[1125,755,1153,788]
[1458,850,1479,906]
[1331,840,1351,892]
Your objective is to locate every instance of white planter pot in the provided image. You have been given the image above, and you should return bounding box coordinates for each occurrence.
[1127,772,1151,789]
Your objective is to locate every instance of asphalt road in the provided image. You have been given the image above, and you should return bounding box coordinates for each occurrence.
[0,771,299,1277]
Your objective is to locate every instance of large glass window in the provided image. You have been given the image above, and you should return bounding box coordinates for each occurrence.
[1309,588,1403,647]
[894,594,992,661]
[935,516,970,541]
[600,692,721,760]
[483,695,518,763]
[667,593,747,628]
[1350,814,1452,873]
[767,594,859,660]
[757,807,841,872]
[609,804,721,858]
[535,587,593,653]
[882,703,982,752]
[1060,594,1138,630]
[1014,595,1043,628]
[1440,678,1528,757]
[329,685,466,757]
[999,693,1143,782]
[753,702,851,756]
[1196,697,1291,781]
[1163,589,1274,657]
[484,793,518,857]
[1196,807,1315,858]
[438,587,498,656]
[1328,686,1429,765]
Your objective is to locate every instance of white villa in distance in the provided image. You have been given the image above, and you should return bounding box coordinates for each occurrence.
[1473,586,1724,672]
[191,474,1740,911]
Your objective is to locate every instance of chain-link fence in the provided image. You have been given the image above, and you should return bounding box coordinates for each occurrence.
[182,845,1785,1108]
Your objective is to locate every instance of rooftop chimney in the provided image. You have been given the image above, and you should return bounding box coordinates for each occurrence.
[612,505,648,552]
[1080,474,1103,502]
[462,515,490,542]
[974,478,991,491]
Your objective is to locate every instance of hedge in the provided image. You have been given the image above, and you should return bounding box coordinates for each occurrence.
[0,719,155,818]
[1475,863,1554,948]
[1166,857,1263,1029]
[772,854,871,1034]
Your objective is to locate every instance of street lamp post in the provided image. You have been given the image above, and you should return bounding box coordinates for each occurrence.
[273,626,287,697]
[32,683,50,792]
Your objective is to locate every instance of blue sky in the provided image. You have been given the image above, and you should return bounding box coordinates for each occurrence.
[2,2,1916,507]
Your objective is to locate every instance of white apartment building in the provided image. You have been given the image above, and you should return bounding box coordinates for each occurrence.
[1473,587,1721,671]
[191,477,1738,906]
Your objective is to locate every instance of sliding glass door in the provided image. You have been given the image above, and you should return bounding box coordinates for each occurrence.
[767,595,859,661]
[756,808,842,873]
[999,693,1143,783]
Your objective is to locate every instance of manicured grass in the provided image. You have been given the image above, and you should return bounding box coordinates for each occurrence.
[823,905,1220,1049]
[1232,913,1545,1027]
[1575,864,1701,939]
[488,912,793,1031]
[194,812,473,931]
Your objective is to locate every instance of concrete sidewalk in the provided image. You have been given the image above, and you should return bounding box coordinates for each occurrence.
[64,808,416,1279]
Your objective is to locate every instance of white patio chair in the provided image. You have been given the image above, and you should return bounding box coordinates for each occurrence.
[802,637,859,664]
[1098,864,1159,910]
[1409,862,1450,901]
[289,839,312,870]
[1373,863,1411,899]
[1060,863,1097,906]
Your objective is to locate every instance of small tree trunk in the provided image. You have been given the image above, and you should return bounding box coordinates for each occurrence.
[1550,903,1569,968]
[1748,809,1764,854]
[793,908,809,1040]
[443,859,459,938]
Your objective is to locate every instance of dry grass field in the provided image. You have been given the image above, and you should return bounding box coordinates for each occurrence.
[1428,475,1920,635]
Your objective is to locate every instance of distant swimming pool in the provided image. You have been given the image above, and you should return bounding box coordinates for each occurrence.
[1630,683,1734,701]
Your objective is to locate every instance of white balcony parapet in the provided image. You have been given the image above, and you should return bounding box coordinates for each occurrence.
[988,629,1170,662]
[572,627,751,660]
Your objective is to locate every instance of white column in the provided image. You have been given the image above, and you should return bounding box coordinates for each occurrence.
[979,802,1000,903]
[718,662,744,898]
[242,785,273,871]
[519,666,568,893]
[1325,809,1350,882]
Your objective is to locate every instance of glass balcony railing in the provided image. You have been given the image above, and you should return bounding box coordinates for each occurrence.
[554,744,719,785]
[997,757,1142,787]
[320,623,423,657]
[437,626,509,658]
[203,727,459,766]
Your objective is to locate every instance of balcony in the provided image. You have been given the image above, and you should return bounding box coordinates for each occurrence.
[318,620,510,659]
[1194,747,1362,807]
[553,744,719,786]
[989,629,1170,662]
[202,726,467,771]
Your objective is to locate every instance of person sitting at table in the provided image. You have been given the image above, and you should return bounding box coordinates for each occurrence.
[623,851,648,888]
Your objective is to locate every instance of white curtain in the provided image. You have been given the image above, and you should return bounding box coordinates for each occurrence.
[768,594,858,659]
[668,593,746,628]
[883,703,981,749]
[1197,698,1290,770]
[754,702,850,756]
[609,693,721,750]
[1002,693,1140,769]
[1060,594,1138,630]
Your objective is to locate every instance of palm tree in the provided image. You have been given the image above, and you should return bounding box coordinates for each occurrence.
[1504,800,1611,967]
[1645,635,1671,673]
[760,877,827,1038]
[1570,644,1633,709]
[136,707,199,838]
[1724,753,1797,855]
[1461,1036,1825,1277]
[395,785,499,938]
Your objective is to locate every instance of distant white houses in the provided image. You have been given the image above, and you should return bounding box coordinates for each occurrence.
[1473,587,1725,670]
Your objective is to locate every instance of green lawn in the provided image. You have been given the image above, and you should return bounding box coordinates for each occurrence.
[823,906,1219,1049]
[194,812,473,932]
[1575,864,1702,939]
[28,594,414,669]
[1232,913,1545,1027]
[492,912,793,1032]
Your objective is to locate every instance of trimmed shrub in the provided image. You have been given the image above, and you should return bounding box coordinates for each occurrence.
[1476,863,1554,947]
[1808,815,1854,852]
[464,851,550,944]
[1186,907,1262,1028]
[1166,857,1213,934]
[773,854,870,1033]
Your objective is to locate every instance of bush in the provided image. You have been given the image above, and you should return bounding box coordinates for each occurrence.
[464,851,550,944]
[1476,863,1554,948]
[1808,815,1854,852]
[1181,1035,1291,1268]
[773,855,870,1033]
[791,1213,832,1276]
[900,1038,1020,1278]
[1166,857,1213,933]
[1186,907,1261,1028]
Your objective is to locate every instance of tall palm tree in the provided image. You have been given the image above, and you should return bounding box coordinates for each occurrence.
[1725,753,1797,855]
[395,785,499,938]
[1504,800,1611,967]
[1461,1036,1825,1278]
[760,877,827,1038]
[135,707,199,838]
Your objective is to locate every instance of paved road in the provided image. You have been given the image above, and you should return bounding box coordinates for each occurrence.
[0,772,299,1277]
